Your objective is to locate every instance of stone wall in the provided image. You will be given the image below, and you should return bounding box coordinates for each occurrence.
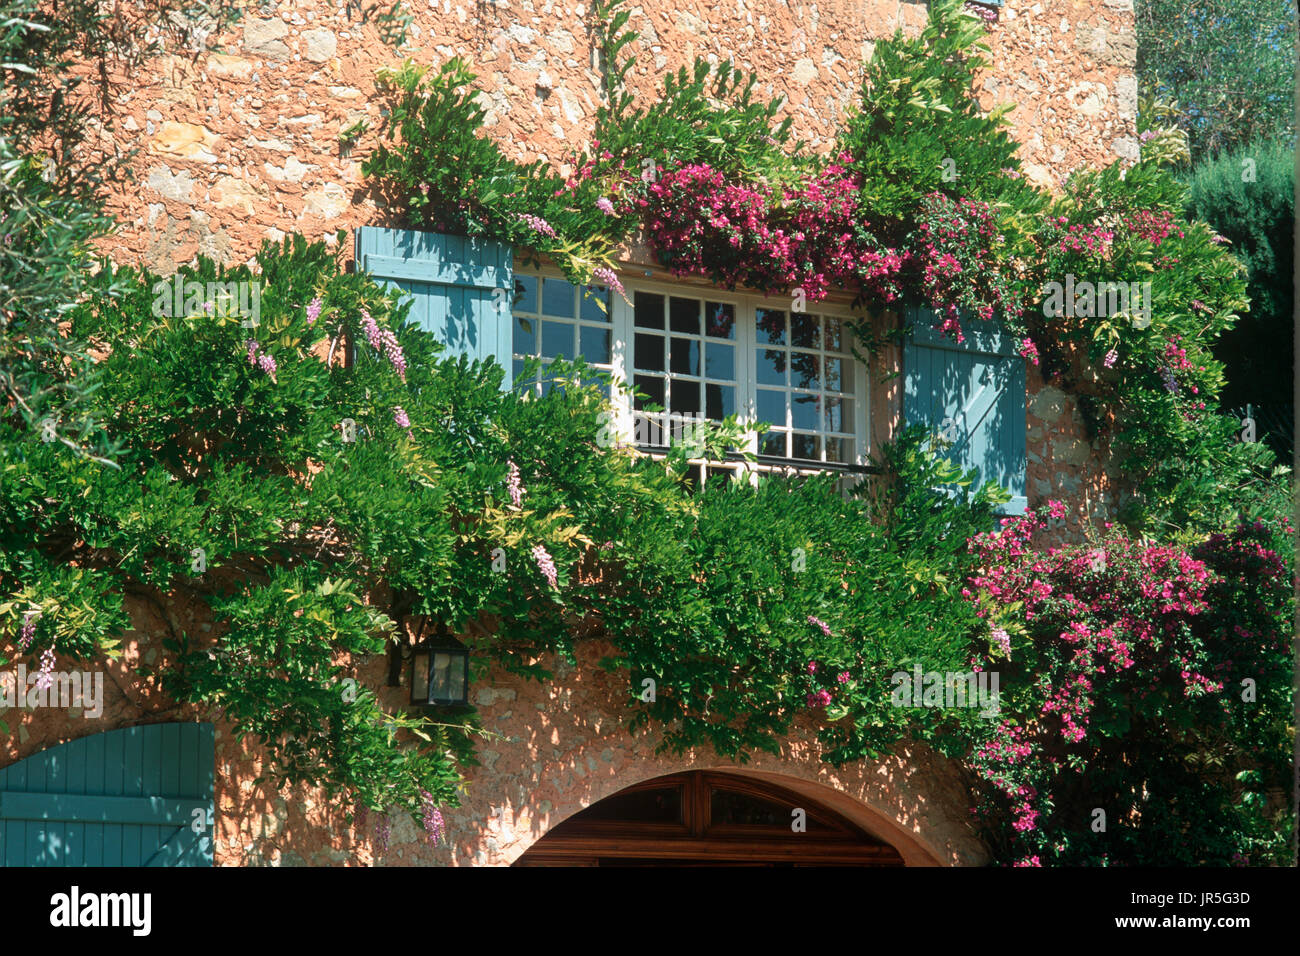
[99,0,1137,273]
[0,0,1137,866]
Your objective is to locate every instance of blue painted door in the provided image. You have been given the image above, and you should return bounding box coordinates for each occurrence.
[903,308,1028,514]
[355,226,514,387]
[0,722,215,866]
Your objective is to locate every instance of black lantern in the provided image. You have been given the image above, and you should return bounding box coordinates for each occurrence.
[409,622,470,707]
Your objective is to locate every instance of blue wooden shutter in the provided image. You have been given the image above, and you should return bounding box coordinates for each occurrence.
[355,227,514,388]
[0,722,215,866]
[903,308,1027,515]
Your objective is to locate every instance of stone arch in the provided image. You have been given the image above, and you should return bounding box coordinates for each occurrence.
[440,644,989,867]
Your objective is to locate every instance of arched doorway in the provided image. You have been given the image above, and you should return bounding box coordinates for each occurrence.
[515,771,905,866]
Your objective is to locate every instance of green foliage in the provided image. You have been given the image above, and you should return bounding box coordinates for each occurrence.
[1135,0,1296,161]
[1182,139,1295,414]
[837,0,1046,248]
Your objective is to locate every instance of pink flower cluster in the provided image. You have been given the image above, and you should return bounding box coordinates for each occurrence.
[912,192,1019,342]
[506,460,524,508]
[532,544,558,588]
[18,612,37,650]
[806,689,833,708]
[362,310,407,381]
[641,160,904,302]
[420,789,447,846]
[34,648,55,692]
[306,297,323,327]
[515,213,557,238]
[1053,218,1115,258]
[807,615,832,637]
[245,340,278,382]
[1125,208,1184,246]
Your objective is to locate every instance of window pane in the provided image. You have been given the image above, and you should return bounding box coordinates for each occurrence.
[791,353,821,390]
[791,393,820,431]
[705,302,735,339]
[824,396,843,433]
[673,379,701,417]
[541,321,574,359]
[757,349,786,387]
[705,342,734,380]
[635,333,664,372]
[580,325,611,364]
[792,433,821,461]
[670,337,700,376]
[758,431,787,457]
[635,291,665,328]
[756,309,786,345]
[670,296,701,334]
[513,274,538,313]
[824,357,844,392]
[514,314,536,355]
[756,388,787,429]
[824,316,843,351]
[577,786,683,824]
[791,312,820,348]
[541,277,575,317]
[706,383,736,420]
[580,286,611,322]
[825,436,853,464]
[710,788,791,827]
[634,375,664,410]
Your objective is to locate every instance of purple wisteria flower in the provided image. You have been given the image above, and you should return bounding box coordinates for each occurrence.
[19,612,38,650]
[420,790,447,846]
[374,812,392,854]
[1103,349,1118,368]
[506,460,524,508]
[246,339,260,365]
[393,406,411,432]
[1159,366,1179,393]
[34,648,55,692]
[593,266,626,300]
[306,296,323,327]
[991,627,1012,658]
[532,544,558,588]
[362,309,407,380]
[595,197,615,215]
[352,798,369,831]
[807,615,832,637]
[516,213,557,238]
[257,352,277,382]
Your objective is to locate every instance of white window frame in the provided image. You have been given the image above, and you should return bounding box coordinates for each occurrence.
[512,266,871,485]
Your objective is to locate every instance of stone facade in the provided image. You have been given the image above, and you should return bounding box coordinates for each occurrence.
[7,0,1136,865]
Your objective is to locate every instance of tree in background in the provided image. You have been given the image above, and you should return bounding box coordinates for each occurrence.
[1135,0,1296,162]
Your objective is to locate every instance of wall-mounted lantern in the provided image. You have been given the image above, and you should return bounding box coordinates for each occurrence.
[391,621,469,708]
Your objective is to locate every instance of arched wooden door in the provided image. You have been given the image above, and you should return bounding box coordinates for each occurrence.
[516,771,904,866]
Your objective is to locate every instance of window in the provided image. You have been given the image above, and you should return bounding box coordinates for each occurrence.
[511,268,870,483]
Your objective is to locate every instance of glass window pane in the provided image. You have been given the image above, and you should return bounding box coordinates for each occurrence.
[635,333,665,372]
[705,302,735,339]
[757,349,786,387]
[670,337,700,376]
[514,314,536,355]
[580,286,611,322]
[634,374,664,411]
[541,277,575,317]
[791,393,820,431]
[791,353,821,390]
[580,325,611,364]
[513,274,538,313]
[670,296,701,334]
[576,787,683,824]
[758,430,786,457]
[824,316,843,351]
[826,436,853,464]
[635,291,665,328]
[792,433,821,461]
[756,388,787,429]
[541,321,574,359]
[825,396,843,433]
[705,342,734,380]
[791,312,820,348]
[706,383,736,420]
[757,309,786,345]
[824,357,844,392]
[673,379,701,417]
